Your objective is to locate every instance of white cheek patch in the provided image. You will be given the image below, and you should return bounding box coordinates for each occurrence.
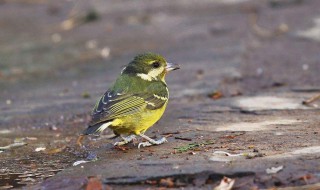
[148,68,164,78]
[137,73,154,81]
[136,68,164,81]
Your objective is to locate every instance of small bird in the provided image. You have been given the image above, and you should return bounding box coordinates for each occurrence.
[77,53,180,148]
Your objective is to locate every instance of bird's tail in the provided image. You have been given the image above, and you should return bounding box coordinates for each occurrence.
[82,122,112,135]
[77,122,112,147]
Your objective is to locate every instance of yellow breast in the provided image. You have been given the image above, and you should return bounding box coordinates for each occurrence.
[110,102,168,135]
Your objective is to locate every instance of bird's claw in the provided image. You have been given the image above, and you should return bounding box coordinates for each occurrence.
[114,135,137,146]
[138,137,167,149]
[157,137,168,144]
[138,142,152,148]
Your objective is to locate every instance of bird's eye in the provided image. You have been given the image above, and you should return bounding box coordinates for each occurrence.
[152,62,160,68]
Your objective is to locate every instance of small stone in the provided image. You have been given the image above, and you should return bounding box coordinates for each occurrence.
[6,99,12,105]
[35,147,46,152]
[101,47,111,58]
[266,165,284,174]
[50,126,58,131]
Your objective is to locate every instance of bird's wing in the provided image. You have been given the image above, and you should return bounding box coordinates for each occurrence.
[89,83,168,126]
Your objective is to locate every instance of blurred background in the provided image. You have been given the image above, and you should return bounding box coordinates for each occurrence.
[1,0,319,107]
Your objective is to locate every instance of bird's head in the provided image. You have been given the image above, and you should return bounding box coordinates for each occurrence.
[122,53,180,82]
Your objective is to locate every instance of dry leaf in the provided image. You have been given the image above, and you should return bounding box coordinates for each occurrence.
[46,145,66,154]
[208,91,223,100]
[159,177,175,188]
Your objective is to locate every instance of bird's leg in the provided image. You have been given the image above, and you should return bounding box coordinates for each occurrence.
[138,134,167,148]
[114,134,137,146]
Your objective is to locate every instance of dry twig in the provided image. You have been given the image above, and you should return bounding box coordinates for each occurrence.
[302,94,320,105]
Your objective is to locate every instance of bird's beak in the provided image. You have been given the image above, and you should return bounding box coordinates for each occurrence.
[165,62,180,72]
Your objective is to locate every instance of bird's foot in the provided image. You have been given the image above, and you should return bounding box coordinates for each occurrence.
[138,142,152,148]
[138,136,167,149]
[114,135,136,146]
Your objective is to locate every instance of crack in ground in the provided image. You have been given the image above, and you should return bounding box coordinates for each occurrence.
[104,170,255,187]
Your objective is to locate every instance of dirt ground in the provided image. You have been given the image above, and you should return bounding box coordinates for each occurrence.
[0,0,320,189]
